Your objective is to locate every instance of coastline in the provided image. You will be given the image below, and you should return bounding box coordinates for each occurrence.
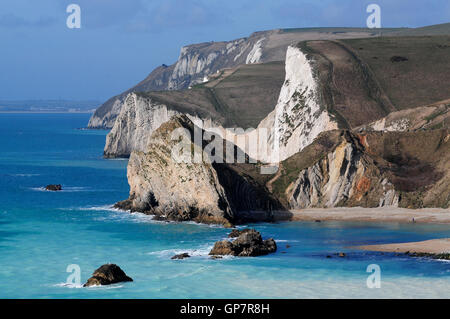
[352,238,450,254]
[286,207,450,224]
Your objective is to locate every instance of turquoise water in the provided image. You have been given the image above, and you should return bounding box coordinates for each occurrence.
[0,113,449,299]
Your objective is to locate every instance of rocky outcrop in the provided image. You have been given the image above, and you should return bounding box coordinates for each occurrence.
[104,93,200,158]
[114,115,282,225]
[359,100,450,132]
[115,116,233,225]
[228,229,253,238]
[209,229,277,257]
[83,264,133,287]
[286,132,398,208]
[272,129,450,209]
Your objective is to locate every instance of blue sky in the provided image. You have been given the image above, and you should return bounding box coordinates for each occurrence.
[0,0,448,101]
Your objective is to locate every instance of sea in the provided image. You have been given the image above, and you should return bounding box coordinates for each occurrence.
[0,113,449,299]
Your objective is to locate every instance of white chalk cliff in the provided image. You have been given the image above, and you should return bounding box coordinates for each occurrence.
[104,45,339,162]
[250,45,338,163]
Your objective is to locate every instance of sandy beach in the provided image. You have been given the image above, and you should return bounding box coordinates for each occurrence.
[352,238,450,254]
[288,207,450,224]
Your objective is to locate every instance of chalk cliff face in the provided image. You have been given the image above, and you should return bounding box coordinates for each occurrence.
[115,116,234,225]
[104,45,339,162]
[103,93,222,158]
[256,46,338,163]
[115,115,283,225]
[89,32,271,129]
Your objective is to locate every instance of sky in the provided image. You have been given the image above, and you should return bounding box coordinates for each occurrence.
[0,0,448,102]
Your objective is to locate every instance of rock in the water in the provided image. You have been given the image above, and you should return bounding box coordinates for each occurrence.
[210,229,277,257]
[83,264,133,287]
[228,229,253,238]
[171,253,190,260]
[45,184,62,191]
[115,115,282,226]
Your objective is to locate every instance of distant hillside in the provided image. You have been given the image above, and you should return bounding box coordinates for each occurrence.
[388,22,450,36]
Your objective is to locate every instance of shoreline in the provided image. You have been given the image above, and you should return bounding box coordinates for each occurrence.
[352,238,450,254]
[286,207,450,224]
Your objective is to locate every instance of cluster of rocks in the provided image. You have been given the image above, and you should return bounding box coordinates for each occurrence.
[84,264,133,287]
[209,229,277,257]
[170,229,277,260]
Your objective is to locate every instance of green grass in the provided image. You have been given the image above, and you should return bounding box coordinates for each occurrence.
[342,36,450,110]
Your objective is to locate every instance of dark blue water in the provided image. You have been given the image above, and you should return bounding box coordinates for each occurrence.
[0,113,449,298]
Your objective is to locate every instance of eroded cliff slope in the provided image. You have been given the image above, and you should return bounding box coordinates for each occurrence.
[115,115,283,225]
[269,129,450,209]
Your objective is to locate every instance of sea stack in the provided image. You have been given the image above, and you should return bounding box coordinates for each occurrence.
[209,229,277,257]
[83,264,133,287]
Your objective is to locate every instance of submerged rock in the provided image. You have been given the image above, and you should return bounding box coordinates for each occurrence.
[45,184,62,191]
[210,229,277,257]
[171,253,191,260]
[83,264,133,287]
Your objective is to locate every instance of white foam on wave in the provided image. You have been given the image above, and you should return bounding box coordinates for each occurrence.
[184,220,225,229]
[96,210,157,224]
[76,205,123,212]
[147,243,215,259]
[75,205,158,224]
[54,282,83,289]
[275,239,300,243]
[53,282,125,289]
[10,173,41,177]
